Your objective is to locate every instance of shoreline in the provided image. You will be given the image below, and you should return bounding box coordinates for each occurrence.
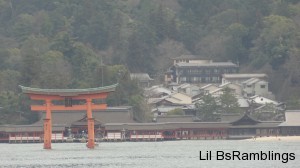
[244,136,300,141]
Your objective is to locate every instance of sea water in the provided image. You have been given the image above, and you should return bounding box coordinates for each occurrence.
[0,140,299,168]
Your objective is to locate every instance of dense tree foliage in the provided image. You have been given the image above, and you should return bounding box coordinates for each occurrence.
[196,87,241,121]
[0,0,300,124]
[196,94,219,121]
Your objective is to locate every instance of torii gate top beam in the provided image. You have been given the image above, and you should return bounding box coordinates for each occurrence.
[19,84,118,97]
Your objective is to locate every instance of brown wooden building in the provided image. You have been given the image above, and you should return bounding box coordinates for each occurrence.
[104,113,280,141]
[0,106,135,143]
[0,110,288,143]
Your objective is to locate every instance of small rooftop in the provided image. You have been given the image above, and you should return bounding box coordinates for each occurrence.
[222,74,267,79]
[200,84,218,89]
[237,98,250,108]
[130,73,153,81]
[144,85,172,96]
[250,96,278,105]
[171,55,199,60]
[242,78,266,85]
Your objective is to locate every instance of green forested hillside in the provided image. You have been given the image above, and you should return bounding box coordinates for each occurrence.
[0,0,300,124]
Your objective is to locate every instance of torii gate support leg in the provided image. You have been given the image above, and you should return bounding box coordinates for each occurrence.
[86,98,95,149]
[44,99,52,149]
[43,119,51,149]
[87,118,95,149]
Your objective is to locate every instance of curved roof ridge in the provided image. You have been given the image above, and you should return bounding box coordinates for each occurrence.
[19,83,118,96]
[230,113,260,125]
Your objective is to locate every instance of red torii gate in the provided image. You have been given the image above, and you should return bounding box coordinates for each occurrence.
[19,84,117,149]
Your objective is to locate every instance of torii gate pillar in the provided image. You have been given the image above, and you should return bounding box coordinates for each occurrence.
[44,99,52,149]
[43,118,51,149]
[86,98,95,149]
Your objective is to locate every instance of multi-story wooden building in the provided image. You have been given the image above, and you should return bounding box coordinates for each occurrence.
[165,55,239,84]
[170,60,238,84]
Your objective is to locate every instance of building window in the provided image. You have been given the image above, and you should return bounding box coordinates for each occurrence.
[181,77,186,82]
[199,69,203,74]
[214,69,219,74]
[192,77,199,82]
[247,85,252,88]
[260,85,266,88]
[212,77,219,83]
[191,77,196,82]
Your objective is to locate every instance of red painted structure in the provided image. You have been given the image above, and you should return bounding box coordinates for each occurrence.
[19,84,117,149]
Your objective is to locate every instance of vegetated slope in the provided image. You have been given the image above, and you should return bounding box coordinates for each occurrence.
[0,0,300,123]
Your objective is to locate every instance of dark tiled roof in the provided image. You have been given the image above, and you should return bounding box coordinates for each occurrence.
[165,122,229,129]
[93,110,136,123]
[230,113,260,125]
[156,115,194,123]
[104,122,230,131]
[71,118,103,126]
[32,107,136,126]
[105,121,281,131]
[175,62,238,68]
[105,123,166,131]
[229,122,281,128]
[32,111,85,126]
[172,55,198,60]
[0,125,65,132]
